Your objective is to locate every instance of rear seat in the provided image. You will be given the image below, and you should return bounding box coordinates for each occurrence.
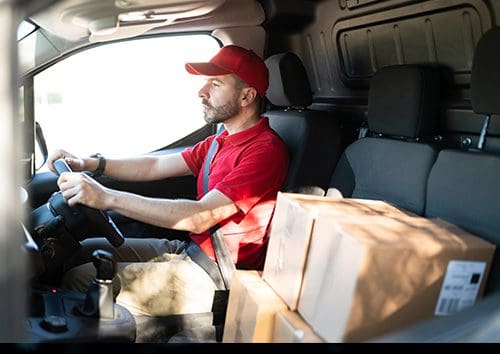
[329,64,441,215]
[264,52,342,194]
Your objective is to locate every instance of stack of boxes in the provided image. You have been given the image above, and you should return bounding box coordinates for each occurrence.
[222,192,496,343]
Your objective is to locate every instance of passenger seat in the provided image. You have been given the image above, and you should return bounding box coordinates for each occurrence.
[373,26,500,343]
[425,26,500,294]
[329,64,441,215]
[264,52,342,195]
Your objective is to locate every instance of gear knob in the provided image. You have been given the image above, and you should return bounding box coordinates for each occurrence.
[92,249,116,281]
[75,249,116,319]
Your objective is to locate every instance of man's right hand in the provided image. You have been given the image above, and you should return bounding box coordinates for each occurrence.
[47,149,86,175]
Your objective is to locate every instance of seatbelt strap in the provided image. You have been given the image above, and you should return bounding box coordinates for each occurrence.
[477,114,490,150]
[358,120,369,139]
[203,125,224,195]
[202,124,236,290]
[185,240,225,290]
[203,124,225,198]
[210,229,236,290]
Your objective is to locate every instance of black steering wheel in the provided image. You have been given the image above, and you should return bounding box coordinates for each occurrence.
[52,158,124,247]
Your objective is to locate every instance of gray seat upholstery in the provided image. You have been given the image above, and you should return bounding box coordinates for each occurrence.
[329,65,441,215]
[425,26,500,295]
[265,52,342,194]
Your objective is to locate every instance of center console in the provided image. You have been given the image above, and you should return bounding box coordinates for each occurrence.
[26,285,136,342]
[23,226,136,343]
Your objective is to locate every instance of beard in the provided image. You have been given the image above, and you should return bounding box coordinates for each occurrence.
[202,97,240,124]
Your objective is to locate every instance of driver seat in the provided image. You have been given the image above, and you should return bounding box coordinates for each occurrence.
[265,51,342,194]
[166,52,342,343]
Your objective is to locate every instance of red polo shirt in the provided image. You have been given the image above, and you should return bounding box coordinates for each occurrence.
[181,117,289,269]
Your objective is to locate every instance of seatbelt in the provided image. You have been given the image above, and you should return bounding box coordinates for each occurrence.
[477,114,490,151]
[203,124,225,199]
[203,125,222,195]
[203,124,236,290]
[185,240,226,290]
[358,121,369,139]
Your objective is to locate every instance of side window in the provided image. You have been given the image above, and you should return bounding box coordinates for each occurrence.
[34,34,220,171]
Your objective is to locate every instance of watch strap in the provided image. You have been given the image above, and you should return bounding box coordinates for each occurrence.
[90,153,106,178]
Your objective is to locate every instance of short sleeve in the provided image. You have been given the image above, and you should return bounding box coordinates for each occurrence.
[213,139,288,213]
[181,135,215,177]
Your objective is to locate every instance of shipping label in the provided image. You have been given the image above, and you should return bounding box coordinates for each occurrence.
[434,260,486,316]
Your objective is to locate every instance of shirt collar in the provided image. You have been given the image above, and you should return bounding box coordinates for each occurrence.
[218,116,269,146]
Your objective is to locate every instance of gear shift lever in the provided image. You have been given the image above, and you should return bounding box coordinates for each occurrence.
[93,249,116,283]
[75,249,116,319]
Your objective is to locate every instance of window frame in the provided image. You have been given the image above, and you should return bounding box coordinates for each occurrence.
[25,32,222,173]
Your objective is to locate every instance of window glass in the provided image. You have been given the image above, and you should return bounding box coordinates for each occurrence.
[34,34,219,171]
[17,20,36,40]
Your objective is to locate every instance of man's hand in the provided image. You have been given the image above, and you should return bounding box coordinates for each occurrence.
[57,171,112,210]
[47,149,86,174]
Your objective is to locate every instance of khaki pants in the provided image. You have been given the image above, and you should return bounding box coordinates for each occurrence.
[61,238,218,316]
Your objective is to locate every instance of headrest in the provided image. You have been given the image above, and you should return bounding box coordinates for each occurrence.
[265,52,313,108]
[368,65,440,138]
[471,27,500,115]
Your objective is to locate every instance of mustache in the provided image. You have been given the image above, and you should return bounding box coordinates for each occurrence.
[202,99,212,108]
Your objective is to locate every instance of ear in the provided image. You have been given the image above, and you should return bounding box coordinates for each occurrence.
[240,87,257,107]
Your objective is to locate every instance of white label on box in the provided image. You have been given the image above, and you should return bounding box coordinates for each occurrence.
[434,260,486,316]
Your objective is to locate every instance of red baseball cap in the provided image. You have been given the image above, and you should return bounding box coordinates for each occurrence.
[185,45,269,98]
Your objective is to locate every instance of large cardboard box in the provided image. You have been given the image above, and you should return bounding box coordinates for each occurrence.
[263,192,414,310]
[272,310,324,343]
[298,214,496,342]
[223,270,287,343]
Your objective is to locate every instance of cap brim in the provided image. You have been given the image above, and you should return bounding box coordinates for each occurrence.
[185,62,232,76]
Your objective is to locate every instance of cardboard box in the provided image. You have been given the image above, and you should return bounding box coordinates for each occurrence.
[298,215,496,342]
[263,192,414,310]
[223,270,287,343]
[272,310,324,343]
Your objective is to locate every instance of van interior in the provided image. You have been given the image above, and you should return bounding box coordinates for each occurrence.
[0,0,499,344]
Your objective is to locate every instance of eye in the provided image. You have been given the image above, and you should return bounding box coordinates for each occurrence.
[212,81,220,88]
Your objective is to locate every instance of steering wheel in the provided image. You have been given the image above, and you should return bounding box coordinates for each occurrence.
[52,159,124,247]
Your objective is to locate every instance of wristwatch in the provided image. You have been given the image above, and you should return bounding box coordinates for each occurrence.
[89,153,106,178]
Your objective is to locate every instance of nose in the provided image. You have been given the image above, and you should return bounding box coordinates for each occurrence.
[198,82,210,99]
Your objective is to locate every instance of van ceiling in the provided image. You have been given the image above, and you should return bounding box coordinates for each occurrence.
[29,0,265,43]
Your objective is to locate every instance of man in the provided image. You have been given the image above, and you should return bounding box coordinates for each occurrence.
[47,45,290,316]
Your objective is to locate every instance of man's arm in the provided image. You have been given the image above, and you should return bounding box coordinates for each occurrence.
[88,152,192,181]
[48,148,192,181]
[107,189,238,233]
[57,171,237,233]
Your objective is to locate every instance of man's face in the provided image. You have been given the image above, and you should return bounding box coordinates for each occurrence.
[198,74,243,124]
